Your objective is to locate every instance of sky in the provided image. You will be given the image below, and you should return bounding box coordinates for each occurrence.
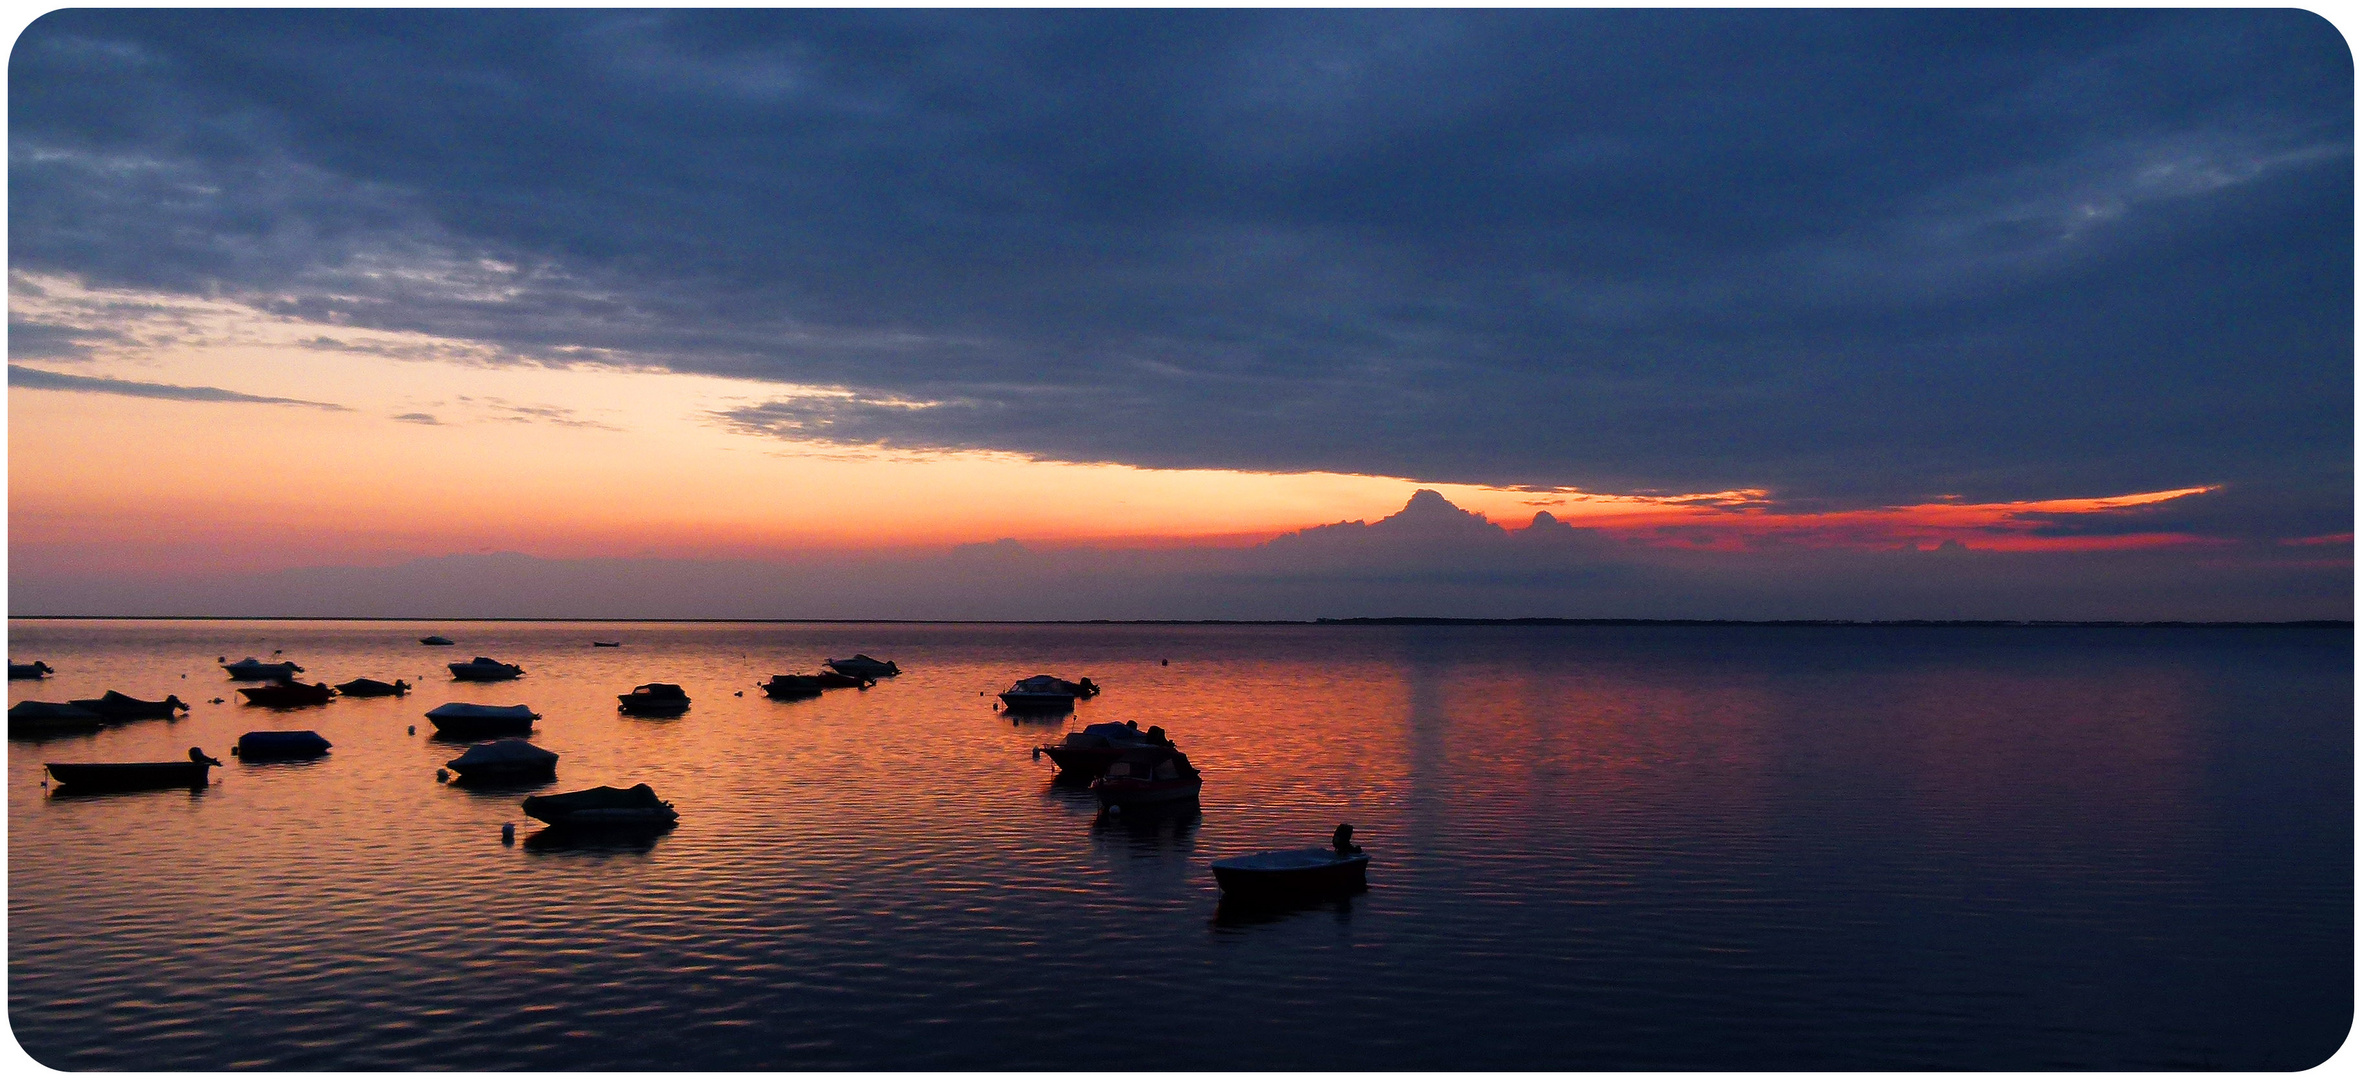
[6,9,2352,620]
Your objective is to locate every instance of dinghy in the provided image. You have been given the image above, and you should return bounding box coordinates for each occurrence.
[335,677,410,697]
[235,730,332,760]
[47,748,222,791]
[521,783,677,827]
[425,702,540,737]
[445,738,558,782]
[1210,848,1370,898]
[223,657,303,680]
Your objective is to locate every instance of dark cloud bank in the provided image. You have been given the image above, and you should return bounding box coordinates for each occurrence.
[16,492,2345,621]
[9,10,2351,531]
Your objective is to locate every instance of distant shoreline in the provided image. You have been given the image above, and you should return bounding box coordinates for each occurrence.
[5,615,2348,628]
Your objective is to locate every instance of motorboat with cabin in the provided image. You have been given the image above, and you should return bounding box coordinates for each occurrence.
[335,677,411,697]
[618,683,691,715]
[1038,720,1166,778]
[68,691,191,720]
[1091,744,1202,808]
[825,654,900,679]
[425,702,539,737]
[445,738,558,782]
[449,656,525,681]
[237,681,337,707]
[234,730,332,760]
[521,783,678,827]
[999,674,1100,712]
[223,657,303,681]
[759,674,825,699]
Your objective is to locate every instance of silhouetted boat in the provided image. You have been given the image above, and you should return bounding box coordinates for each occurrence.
[419,635,454,646]
[1092,745,1201,807]
[825,654,900,679]
[425,702,539,737]
[238,681,337,707]
[47,749,221,791]
[335,677,411,697]
[1210,848,1370,898]
[592,640,621,648]
[446,738,557,781]
[999,674,1099,712]
[1038,721,1158,777]
[522,783,677,827]
[618,683,691,715]
[235,730,332,760]
[10,701,105,736]
[224,657,303,680]
[9,660,54,679]
[449,656,524,681]
[68,691,191,720]
[759,674,825,699]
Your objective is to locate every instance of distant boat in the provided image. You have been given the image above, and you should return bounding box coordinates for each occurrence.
[224,657,303,681]
[335,677,411,697]
[9,701,106,736]
[521,783,678,827]
[449,656,525,681]
[419,635,455,646]
[999,674,1098,712]
[1091,745,1201,807]
[235,730,332,760]
[759,674,825,699]
[47,748,222,791]
[445,738,557,782]
[1038,721,1160,777]
[68,691,191,720]
[618,683,691,716]
[592,641,621,648]
[825,654,901,679]
[9,660,54,680]
[1210,848,1370,899]
[425,702,539,737]
[237,681,337,707]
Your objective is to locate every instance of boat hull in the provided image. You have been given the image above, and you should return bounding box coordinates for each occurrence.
[237,684,336,707]
[450,666,522,681]
[235,731,332,760]
[1000,692,1076,712]
[1039,743,1137,777]
[618,700,690,716]
[46,761,213,791]
[429,715,536,737]
[1211,852,1370,898]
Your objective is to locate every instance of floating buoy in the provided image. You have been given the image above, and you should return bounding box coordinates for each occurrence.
[1031,747,1041,760]
[209,697,224,704]
[735,691,743,697]
[408,725,416,735]
[1161,659,1168,666]
[501,822,515,843]
[230,746,241,757]
[435,768,449,783]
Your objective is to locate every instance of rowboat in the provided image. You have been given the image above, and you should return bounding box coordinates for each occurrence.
[1210,848,1371,898]
[618,683,691,715]
[223,657,303,681]
[47,749,222,791]
[237,681,337,707]
[425,702,540,737]
[446,738,557,782]
[449,656,524,681]
[521,783,677,827]
[68,691,191,720]
[235,730,332,760]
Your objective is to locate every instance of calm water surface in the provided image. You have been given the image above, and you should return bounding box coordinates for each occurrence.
[6,620,2350,1069]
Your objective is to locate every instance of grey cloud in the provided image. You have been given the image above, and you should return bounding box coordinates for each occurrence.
[391,411,440,424]
[8,363,348,409]
[7,319,125,359]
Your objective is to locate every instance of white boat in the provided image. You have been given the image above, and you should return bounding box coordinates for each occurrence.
[424,702,540,736]
[224,657,303,680]
[446,738,558,781]
[448,656,524,681]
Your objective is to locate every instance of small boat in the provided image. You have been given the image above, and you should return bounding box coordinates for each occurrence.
[424,702,540,737]
[1038,721,1162,778]
[815,670,873,689]
[825,654,901,679]
[999,674,1099,712]
[9,660,54,680]
[617,683,691,715]
[521,783,678,827]
[419,635,455,646]
[335,677,411,697]
[237,681,337,707]
[224,657,303,680]
[1091,745,1202,807]
[1210,848,1371,899]
[759,674,825,699]
[592,640,621,648]
[445,738,558,782]
[10,700,106,735]
[47,748,222,791]
[449,656,525,681]
[68,691,191,720]
[234,730,332,760]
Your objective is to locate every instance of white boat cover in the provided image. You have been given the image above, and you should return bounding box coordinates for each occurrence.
[447,738,557,768]
[426,703,541,720]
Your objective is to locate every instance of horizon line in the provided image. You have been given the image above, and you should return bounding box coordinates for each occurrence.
[5,615,2349,629]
